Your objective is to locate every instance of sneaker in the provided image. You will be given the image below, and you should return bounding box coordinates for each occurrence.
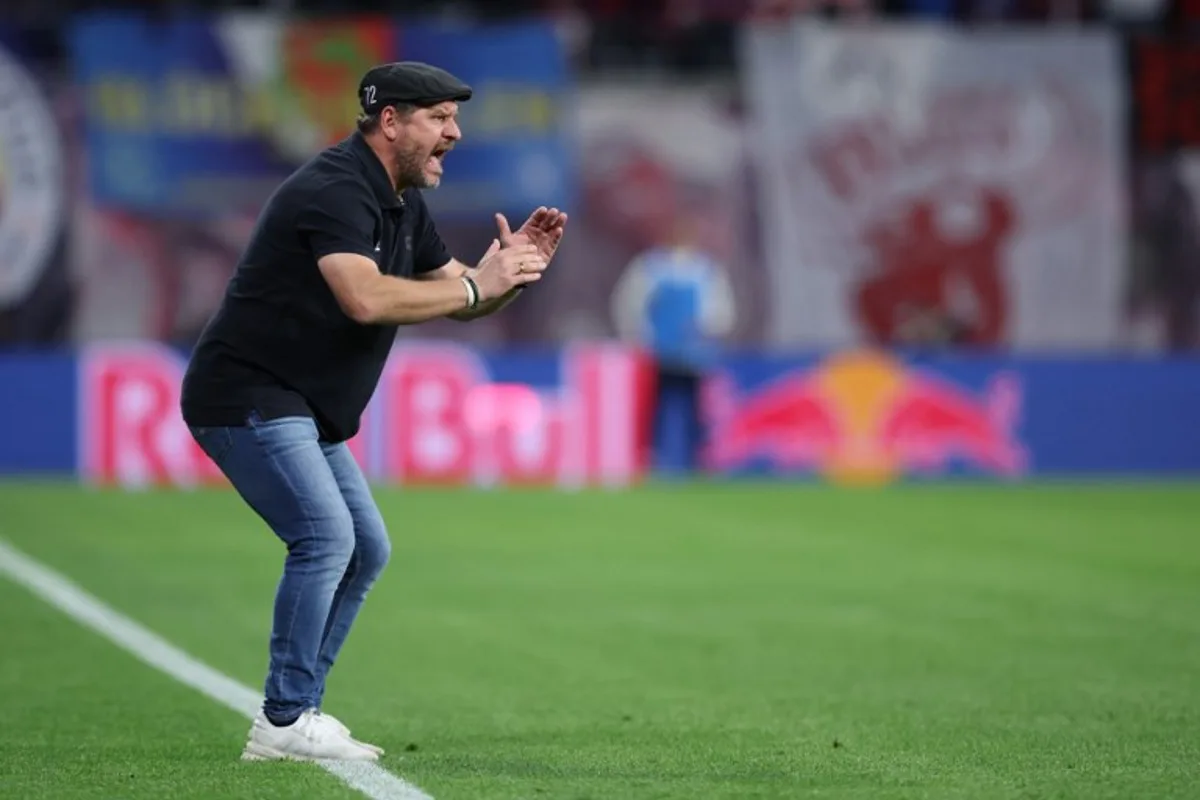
[317,711,386,756]
[241,708,379,762]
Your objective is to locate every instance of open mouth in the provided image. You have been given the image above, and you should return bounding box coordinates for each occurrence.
[428,145,451,173]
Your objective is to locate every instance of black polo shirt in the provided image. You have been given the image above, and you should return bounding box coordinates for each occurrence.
[180,131,452,443]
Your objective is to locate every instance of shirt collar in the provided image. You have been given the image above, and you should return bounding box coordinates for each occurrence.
[348,131,404,210]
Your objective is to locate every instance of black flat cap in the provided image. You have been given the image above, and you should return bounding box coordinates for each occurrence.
[358,61,473,113]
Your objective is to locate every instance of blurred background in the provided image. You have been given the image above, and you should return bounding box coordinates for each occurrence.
[1,0,1199,486]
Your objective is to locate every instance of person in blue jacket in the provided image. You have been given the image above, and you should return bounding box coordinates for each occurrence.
[611,218,736,474]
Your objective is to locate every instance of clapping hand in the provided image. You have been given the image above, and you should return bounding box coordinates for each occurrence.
[495,207,568,266]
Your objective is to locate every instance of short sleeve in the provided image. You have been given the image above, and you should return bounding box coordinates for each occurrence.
[405,189,452,274]
[297,179,379,261]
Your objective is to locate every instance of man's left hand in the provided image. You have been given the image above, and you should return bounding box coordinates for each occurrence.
[496,207,568,266]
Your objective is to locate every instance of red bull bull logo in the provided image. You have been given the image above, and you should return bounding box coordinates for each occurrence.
[706,349,1026,485]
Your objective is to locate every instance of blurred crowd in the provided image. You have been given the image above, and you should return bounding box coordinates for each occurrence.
[5,0,1197,61]
[4,0,1196,94]
[1,0,1198,354]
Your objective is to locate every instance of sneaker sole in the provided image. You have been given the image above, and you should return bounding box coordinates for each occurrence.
[324,722,385,757]
[241,740,379,762]
[350,739,385,757]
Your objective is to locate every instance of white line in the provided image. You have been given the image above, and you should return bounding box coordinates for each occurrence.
[0,538,432,800]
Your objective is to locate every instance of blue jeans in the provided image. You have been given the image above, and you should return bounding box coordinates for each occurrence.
[189,411,391,723]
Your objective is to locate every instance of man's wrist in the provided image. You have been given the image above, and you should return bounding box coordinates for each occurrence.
[460,275,480,309]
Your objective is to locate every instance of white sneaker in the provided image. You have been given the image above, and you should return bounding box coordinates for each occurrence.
[317,711,386,756]
[241,708,379,762]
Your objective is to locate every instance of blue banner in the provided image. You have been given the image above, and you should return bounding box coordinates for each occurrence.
[703,350,1200,482]
[0,353,76,475]
[67,13,572,220]
[4,346,1199,481]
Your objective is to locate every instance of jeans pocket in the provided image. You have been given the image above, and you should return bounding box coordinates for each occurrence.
[189,426,235,465]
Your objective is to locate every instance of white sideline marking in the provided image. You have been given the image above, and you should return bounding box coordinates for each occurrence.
[0,538,432,800]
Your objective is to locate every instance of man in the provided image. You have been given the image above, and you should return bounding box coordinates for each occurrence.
[611,216,734,474]
[180,61,567,762]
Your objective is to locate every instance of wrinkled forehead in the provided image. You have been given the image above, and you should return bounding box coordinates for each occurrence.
[421,100,460,118]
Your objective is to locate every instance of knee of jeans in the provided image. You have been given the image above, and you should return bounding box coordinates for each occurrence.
[355,515,391,577]
[295,508,356,570]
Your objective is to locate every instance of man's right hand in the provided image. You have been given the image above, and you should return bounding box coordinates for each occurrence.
[471,242,546,301]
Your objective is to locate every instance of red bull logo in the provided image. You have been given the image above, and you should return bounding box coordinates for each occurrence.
[80,342,643,489]
[706,349,1026,485]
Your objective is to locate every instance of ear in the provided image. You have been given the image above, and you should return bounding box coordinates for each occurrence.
[380,105,408,141]
[381,117,399,142]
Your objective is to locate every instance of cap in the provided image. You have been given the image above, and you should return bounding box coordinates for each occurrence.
[358,61,473,114]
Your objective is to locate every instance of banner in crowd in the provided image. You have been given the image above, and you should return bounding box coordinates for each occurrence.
[3,344,1200,483]
[0,29,74,346]
[0,40,63,309]
[67,13,572,220]
[740,22,1128,350]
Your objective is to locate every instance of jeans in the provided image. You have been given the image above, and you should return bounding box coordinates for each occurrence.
[189,411,391,723]
[652,364,704,475]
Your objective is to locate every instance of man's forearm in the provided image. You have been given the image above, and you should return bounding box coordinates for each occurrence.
[360,273,473,324]
[319,253,473,325]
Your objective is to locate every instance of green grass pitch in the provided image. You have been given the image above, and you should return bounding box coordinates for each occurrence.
[1,481,1198,799]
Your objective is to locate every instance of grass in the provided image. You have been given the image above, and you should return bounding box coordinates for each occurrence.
[1,481,1198,799]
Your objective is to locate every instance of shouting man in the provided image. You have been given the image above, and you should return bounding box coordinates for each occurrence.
[180,61,567,762]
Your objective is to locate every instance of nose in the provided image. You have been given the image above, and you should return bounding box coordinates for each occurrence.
[445,118,462,142]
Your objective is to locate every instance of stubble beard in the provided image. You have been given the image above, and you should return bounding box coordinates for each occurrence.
[393,141,437,192]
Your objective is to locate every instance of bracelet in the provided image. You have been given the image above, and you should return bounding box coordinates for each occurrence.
[461,275,480,309]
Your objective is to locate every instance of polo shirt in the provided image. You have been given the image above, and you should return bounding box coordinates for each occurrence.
[180,131,451,443]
